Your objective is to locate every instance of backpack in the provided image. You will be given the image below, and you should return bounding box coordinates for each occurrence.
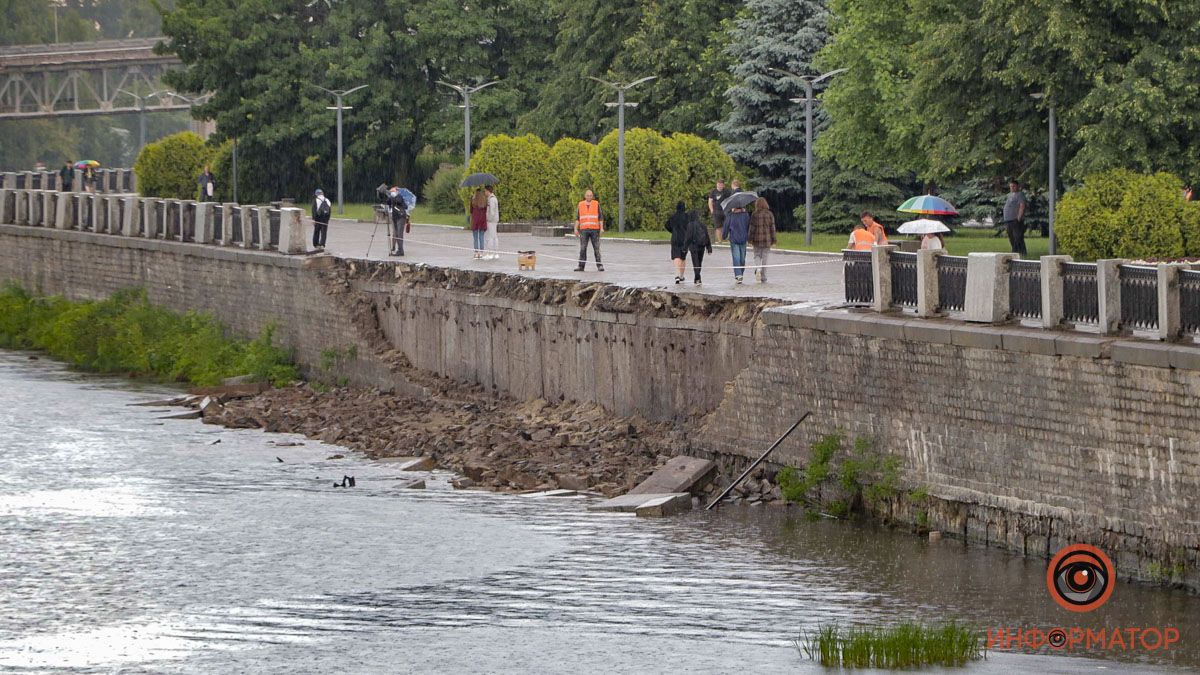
[316,198,331,220]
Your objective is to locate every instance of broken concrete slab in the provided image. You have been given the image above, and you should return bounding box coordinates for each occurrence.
[523,489,579,498]
[635,493,693,518]
[159,411,201,420]
[588,492,691,513]
[376,456,436,471]
[627,455,715,496]
[397,479,426,489]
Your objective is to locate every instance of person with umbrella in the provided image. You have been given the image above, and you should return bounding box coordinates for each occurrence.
[469,188,488,259]
[379,185,414,257]
[897,218,950,251]
[720,191,756,283]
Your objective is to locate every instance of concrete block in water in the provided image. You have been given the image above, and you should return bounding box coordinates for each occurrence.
[588,492,691,513]
[627,455,715,496]
[635,493,693,518]
[377,456,436,471]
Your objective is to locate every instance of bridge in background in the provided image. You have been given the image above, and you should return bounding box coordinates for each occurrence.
[0,38,189,120]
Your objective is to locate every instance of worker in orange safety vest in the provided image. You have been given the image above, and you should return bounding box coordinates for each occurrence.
[575,189,605,272]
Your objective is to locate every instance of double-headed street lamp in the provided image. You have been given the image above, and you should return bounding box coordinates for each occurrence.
[436,80,503,170]
[770,67,848,246]
[116,88,167,154]
[311,84,368,215]
[165,91,213,136]
[589,75,657,234]
[1031,92,1057,254]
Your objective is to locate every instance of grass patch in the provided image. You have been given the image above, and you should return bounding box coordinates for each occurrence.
[799,622,983,668]
[337,203,468,228]
[0,285,297,386]
[605,227,1052,257]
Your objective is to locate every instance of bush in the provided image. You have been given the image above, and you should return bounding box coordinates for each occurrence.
[573,128,688,231]
[0,285,297,386]
[412,149,458,199]
[548,138,595,220]
[463,134,556,221]
[665,132,738,215]
[134,131,213,200]
[423,164,466,214]
[1056,169,1200,260]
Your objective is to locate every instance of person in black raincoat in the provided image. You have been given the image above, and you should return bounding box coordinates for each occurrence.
[665,201,689,284]
[683,210,712,285]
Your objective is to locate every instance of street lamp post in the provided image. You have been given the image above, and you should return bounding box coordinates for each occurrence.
[1032,92,1057,254]
[165,91,212,137]
[589,75,657,234]
[771,67,847,246]
[117,88,167,155]
[311,84,368,215]
[436,80,502,170]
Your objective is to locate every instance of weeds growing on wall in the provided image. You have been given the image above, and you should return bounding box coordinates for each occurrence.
[776,433,902,517]
[0,285,297,386]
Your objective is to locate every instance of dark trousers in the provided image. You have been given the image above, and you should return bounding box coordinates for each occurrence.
[690,247,705,280]
[391,217,405,255]
[1005,219,1026,256]
[312,222,327,248]
[578,229,602,267]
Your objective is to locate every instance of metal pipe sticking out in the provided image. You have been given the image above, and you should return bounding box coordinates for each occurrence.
[705,411,811,510]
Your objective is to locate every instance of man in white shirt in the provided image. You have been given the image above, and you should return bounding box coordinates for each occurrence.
[484,185,500,260]
[312,188,332,251]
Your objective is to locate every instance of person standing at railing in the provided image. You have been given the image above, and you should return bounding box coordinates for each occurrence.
[848,221,875,251]
[198,165,216,201]
[58,163,73,192]
[861,211,888,245]
[469,188,487,259]
[1003,179,1028,256]
[920,232,945,250]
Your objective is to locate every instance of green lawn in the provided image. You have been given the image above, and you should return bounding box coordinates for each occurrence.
[605,227,1052,257]
[337,203,467,228]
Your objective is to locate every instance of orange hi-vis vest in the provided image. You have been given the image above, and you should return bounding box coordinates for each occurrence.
[577,199,601,230]
[850,228,875,251]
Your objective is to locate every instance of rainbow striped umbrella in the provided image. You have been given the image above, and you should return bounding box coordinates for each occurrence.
[898,194,957,216]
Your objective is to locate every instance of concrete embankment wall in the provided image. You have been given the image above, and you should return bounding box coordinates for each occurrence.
[1,222,1197,588]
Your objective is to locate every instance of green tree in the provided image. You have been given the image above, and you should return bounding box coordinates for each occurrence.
[133,131,210,199]
[548,138,595,220]
[1055,170,1200,261]
[810,163,905,233]
[714,0,831,225]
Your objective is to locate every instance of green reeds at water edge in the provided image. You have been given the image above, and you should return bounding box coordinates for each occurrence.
[798,622,984,668]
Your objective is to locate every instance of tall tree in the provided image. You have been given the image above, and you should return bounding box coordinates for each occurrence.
[714,0,831,224]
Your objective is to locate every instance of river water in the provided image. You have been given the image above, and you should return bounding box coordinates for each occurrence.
[0,352,1196,674]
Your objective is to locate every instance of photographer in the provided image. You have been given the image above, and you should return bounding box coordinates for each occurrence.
[378,185,410,257]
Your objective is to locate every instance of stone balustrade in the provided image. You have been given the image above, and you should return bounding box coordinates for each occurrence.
[0,187,307,255]
[0,168,135,194]
[845,247,1200,343]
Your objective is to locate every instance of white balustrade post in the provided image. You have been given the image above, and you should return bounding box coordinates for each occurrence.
[870,244,897,312]
[965,252,1018,323]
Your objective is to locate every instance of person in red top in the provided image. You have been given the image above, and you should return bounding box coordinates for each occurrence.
[469,188,488,259]
[575,189,605,272]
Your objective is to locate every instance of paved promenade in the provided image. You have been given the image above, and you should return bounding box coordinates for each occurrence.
[321,218,845,305]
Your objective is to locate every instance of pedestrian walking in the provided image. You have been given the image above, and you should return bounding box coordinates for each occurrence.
[469,188,487,259]
[1003,180,1028,256]
[82,166,95,193]
[684,210,712,285]
[748,197,777,283]
[575,189,604,272]
[311,188,331,250]
[666,201,689,284]
[484,185,500,260]
[920,232,946,250]
[198,165,216,201]
[58,162,73,192]
[384,186,409,256]
[722,206,750,283]
[848,221,875,251]
[708,179,731,238]
[861,211,888,245]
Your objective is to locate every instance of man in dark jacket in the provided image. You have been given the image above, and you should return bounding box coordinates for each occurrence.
[722,207,751,283]
[665,202,689,283]
[59,163,73,192]
[312,188,332,250]
[384,187,409,256]
[684,210,713,285]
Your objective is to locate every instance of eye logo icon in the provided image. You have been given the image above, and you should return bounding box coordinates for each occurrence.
[1047,544,1115,612]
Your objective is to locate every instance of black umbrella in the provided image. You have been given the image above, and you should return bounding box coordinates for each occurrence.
[460,172,499,188]
[721,191,758,214]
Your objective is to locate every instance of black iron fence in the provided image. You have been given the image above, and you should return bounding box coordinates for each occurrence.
[1009,259,1042,319]
[1119,265,1159,330]
[843,250,874,304]
[230,208,243,245]
[213,206,224,243]
[1181,270,1200,334]
[890,251,918,307]
[268,209,281,248]
[937,255,967,312]
[1062,262,1099,324]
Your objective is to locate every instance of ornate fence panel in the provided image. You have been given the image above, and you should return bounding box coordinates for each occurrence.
[213,207,224,243]
[1062,262,1099,324]
[1119,265,1159,330]
[116,198,125,231]
[1180,270,1200,334]
[890,251,918,308]
[268,209,281,249]
[1009,259,1042,319]
[937,255,967,312]
[249,209,261,247]
[154,200,165,238]
[843,250,874,304]
[230,208,242,245]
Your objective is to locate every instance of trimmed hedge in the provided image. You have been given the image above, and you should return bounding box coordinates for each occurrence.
[133,131,213,200]
[424,164,466,214]
[548,138,594,221]
[1056,169,1200,260]
[463,134,556,221]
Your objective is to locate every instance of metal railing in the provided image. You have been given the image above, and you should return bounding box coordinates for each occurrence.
[1119,265,1159,330]
[890,251,918,307]
[230,208,243,245]
[268,209,281,248]
[843,250,874,304]
[937,255,967,312]
[213,206,224,242]
[1062,262,1099,324]
[1009,259,1042,319]
[1181,270,1200,334]
[249,209,261,247]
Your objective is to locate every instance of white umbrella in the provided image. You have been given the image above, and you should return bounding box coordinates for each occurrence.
[898,218,950,234]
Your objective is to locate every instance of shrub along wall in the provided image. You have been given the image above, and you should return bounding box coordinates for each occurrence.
[1056,169,1200,260]
[133,131,214,200]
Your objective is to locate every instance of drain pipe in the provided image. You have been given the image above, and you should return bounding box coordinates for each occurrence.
[705,412,811,510]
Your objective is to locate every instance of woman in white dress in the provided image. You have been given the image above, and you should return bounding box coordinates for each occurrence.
[484,185,500,260]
